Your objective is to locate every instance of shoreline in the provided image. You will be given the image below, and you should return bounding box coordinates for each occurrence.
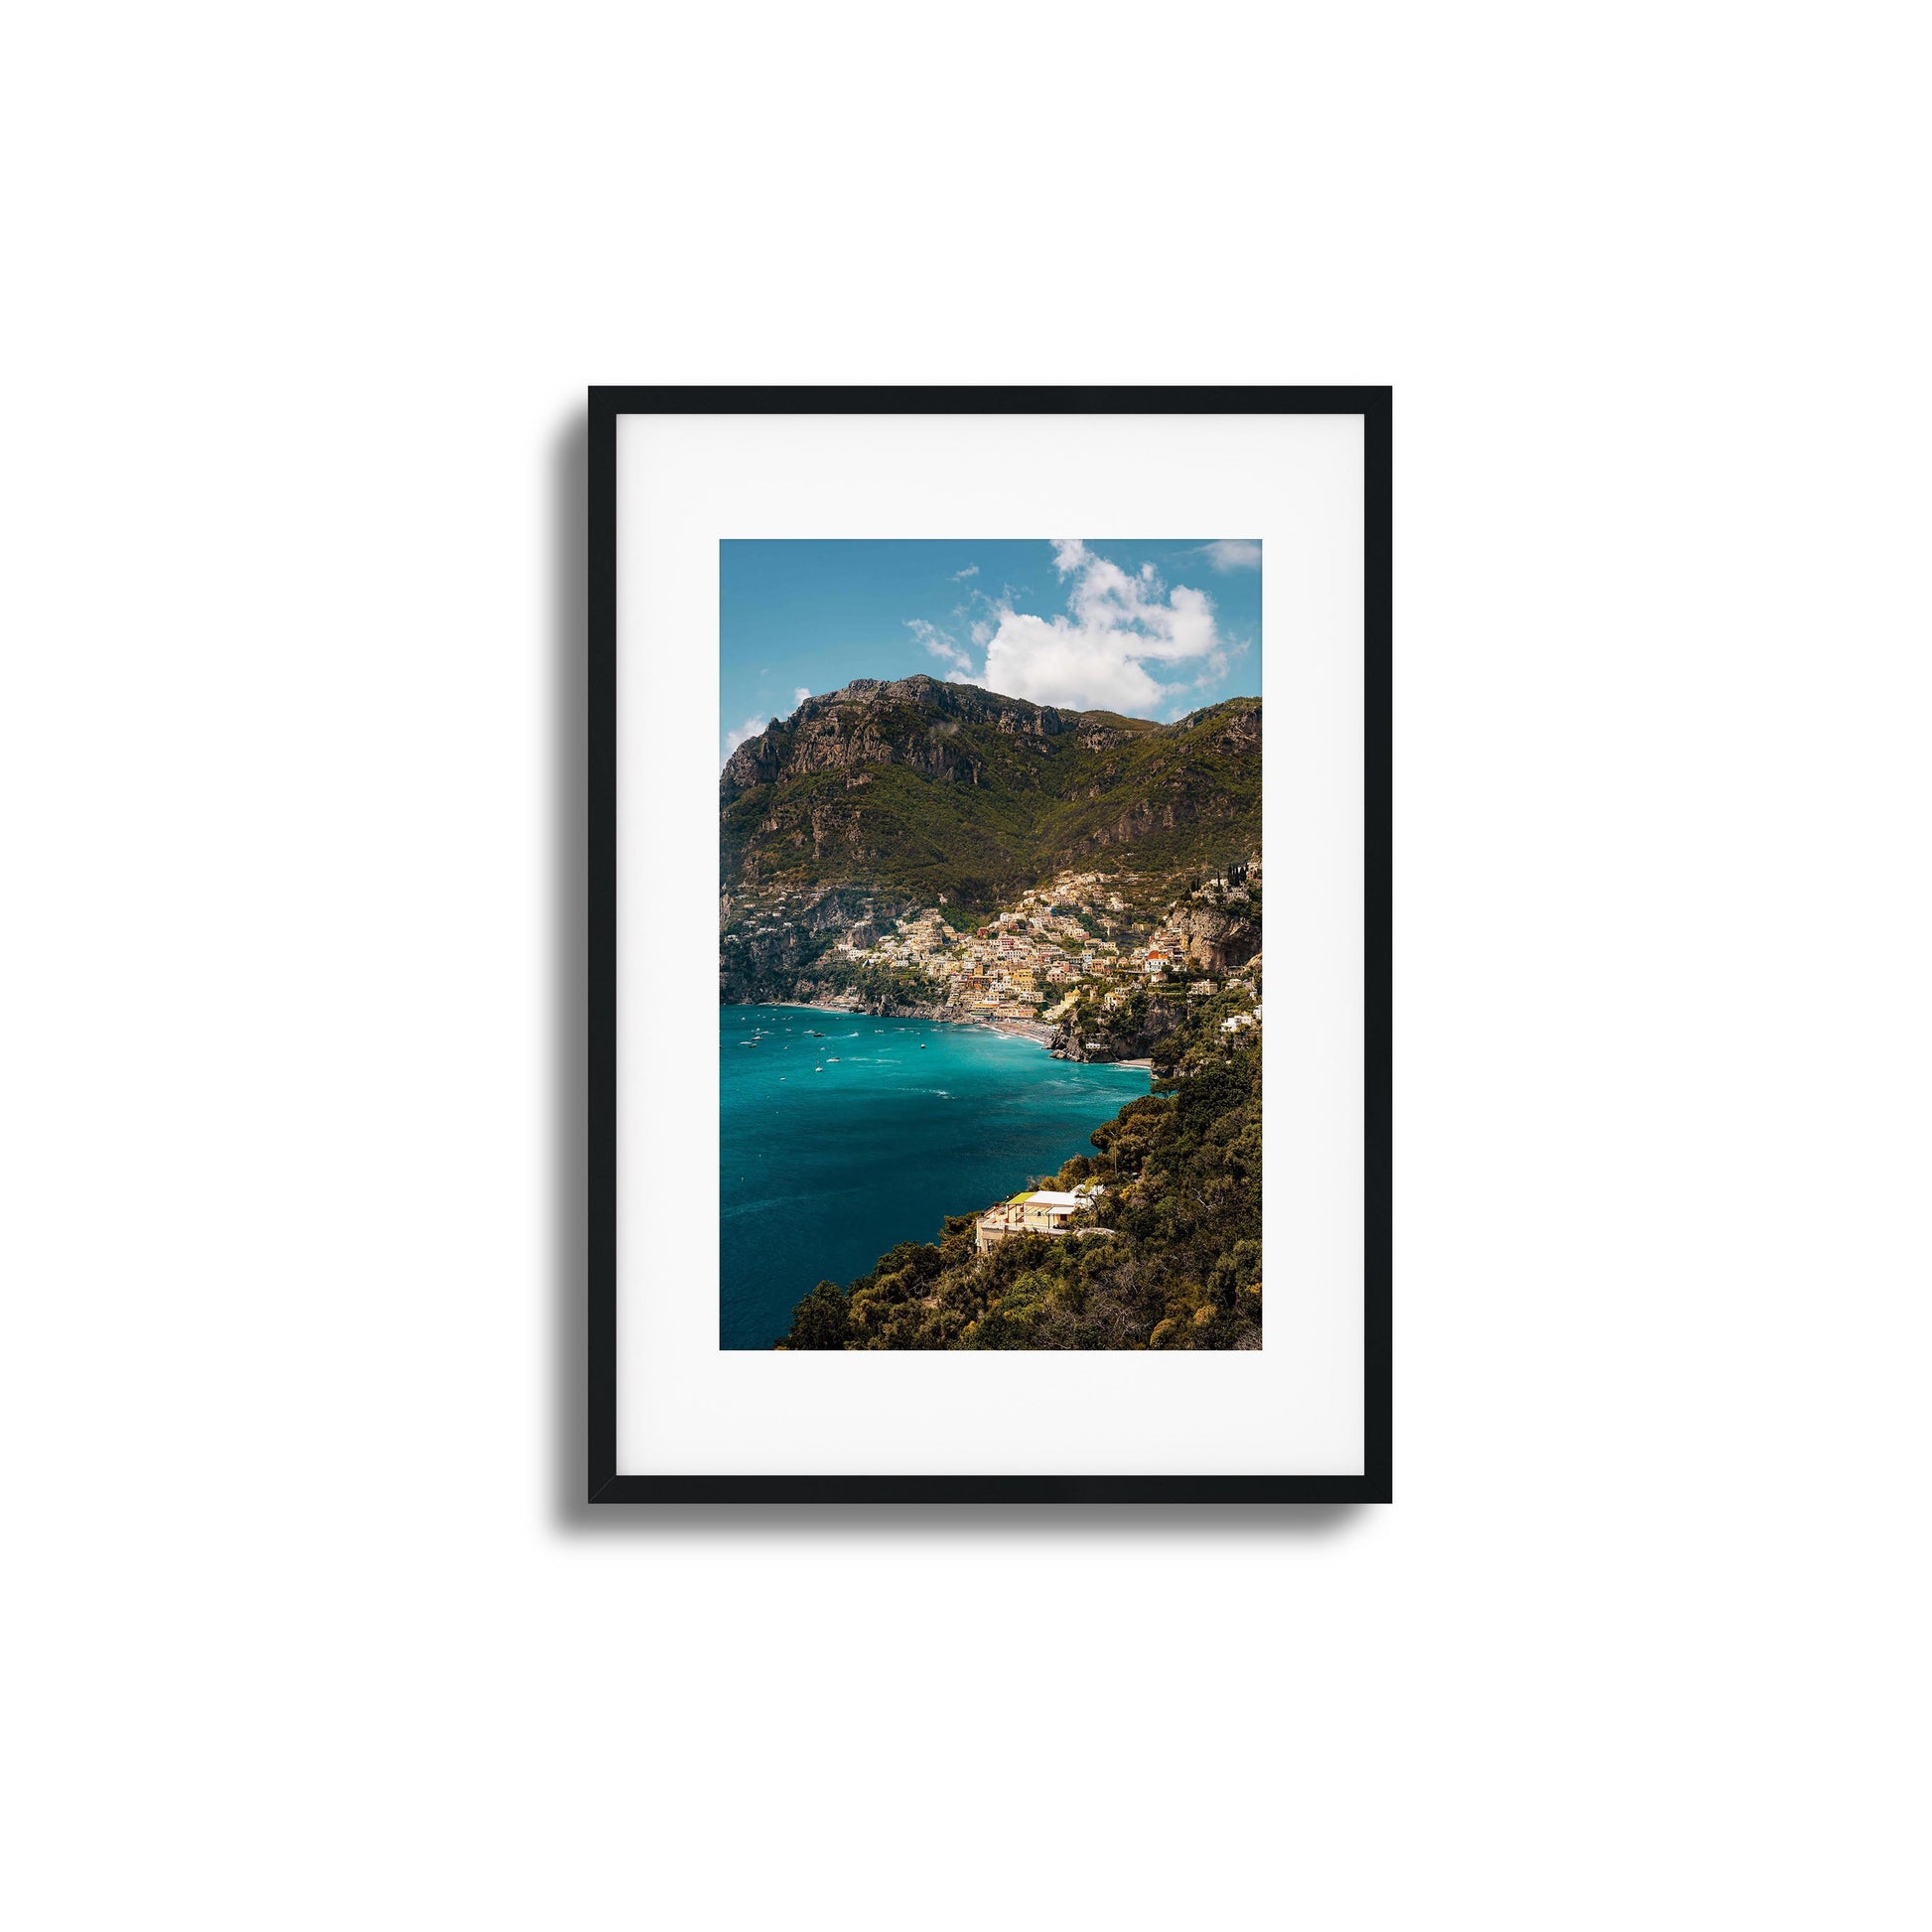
[742,988,1158,1088]
[750,997,1066,1058]
[739,998,1140,1065]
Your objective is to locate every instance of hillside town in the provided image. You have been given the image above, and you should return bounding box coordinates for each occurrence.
[827,862,1260,1022]
[722,859,1254,1033]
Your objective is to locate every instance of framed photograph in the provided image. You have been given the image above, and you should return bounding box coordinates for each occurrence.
[589,386,1389,1502]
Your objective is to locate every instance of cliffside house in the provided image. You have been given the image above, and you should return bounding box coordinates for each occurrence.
[974,1183,1109,1253]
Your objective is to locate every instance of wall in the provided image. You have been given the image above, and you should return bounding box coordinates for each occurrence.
[3,6,1925,1928]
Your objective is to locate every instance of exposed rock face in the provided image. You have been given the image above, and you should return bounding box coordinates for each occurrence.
[1050,1004,1187,1064]
[1202,703,1261,759]
[1166,903,1261,975]
[720,676,1143,805]
[717,884,918,1002]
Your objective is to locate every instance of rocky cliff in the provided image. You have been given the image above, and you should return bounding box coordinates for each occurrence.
[720,676,1261,909]
[1166,902,1261,975]
[720,676,1151,803]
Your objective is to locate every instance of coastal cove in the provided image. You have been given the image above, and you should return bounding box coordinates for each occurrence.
[720,1004,1150,1349]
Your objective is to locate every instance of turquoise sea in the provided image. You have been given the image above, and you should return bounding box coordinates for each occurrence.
[720,1005,1150,1349]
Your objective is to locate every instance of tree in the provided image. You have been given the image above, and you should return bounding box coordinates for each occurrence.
[784,1281,851,1350]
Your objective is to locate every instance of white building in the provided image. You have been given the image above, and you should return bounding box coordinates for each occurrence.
[974,1183,1109,1253]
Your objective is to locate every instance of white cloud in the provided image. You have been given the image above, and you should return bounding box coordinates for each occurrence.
[791,686,811,709]
[722,713,768,764]
[897,542,1244,715]
[973,540,1229,715]
[906,618,974,679]
[950,564,978,580]
[1200,539,1262,571]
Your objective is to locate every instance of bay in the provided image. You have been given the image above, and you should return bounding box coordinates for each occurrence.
[719,1004,1150,1349]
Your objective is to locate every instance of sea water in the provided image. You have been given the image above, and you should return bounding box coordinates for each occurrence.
[719,1005,1150,1349]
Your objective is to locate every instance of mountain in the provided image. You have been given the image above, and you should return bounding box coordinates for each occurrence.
[721,675,1260,909]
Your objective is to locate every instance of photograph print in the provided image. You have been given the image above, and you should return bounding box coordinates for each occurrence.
[718,537,1264,1351]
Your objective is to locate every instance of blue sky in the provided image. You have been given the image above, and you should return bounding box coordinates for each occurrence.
[720,538,1261,763]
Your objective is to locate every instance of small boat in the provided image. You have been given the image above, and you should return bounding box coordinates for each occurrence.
[825,1056,841,1063]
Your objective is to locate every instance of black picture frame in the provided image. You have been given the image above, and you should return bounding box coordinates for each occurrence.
[589,385,1390,1504]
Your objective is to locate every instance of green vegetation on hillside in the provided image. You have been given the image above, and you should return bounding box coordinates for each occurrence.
[723,940,944,1013]
[777,991,1262,1350]
[721,678,1260,912]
